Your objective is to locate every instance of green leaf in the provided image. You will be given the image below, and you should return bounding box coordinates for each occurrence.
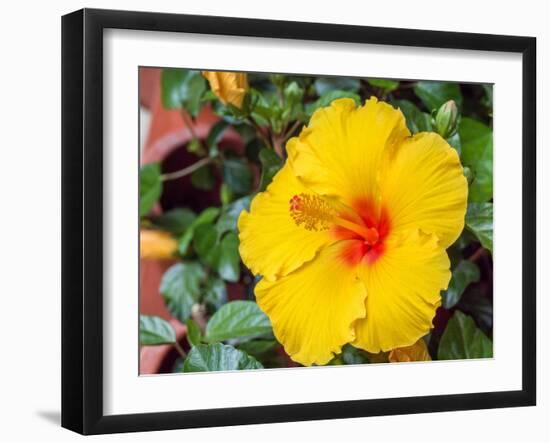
[223,158,253,195]
[458,289,493,333]
[438,311,493,360]
[237,340,277,358]
[447,132,462,156]
[442,260,481,308]
[173,357,185,373]
[306,90,360,116]
[282,81,305,122]
[206,120,230,152]
[152,208,196,235]
[459,117,493,202]
[393,99,433,134]
[314,77,360,94]
[465,203,493,253]
[259,148,283,191]
[186,319,202,347]
[178,207,220,255]
[161,69,206,116]
[367,78,399,91]
[482,84,493,109]
[193,223,219,266]
[341,344,370,365]
[139,315,176,345]
[193,223,240,282]
[203,276,227,310]
[190,165,216,190]
[414,81,463,112]
[216,195,252,236]
[140,163,162,217]
[205,300,272,343]
[160,262,206,322]
[217,232,241,282]
[183,343,263,372]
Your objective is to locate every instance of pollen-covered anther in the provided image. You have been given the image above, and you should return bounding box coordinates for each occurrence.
[289,193,336,231]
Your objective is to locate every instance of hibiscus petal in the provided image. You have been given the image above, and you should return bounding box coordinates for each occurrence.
[255,241,367,366]
[353,229,451,353]
[288,97,410,206]
[388,338,432,362]
[380,132,468,248]
[238,163,332,281]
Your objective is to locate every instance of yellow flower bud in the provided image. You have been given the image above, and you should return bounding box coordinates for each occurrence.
[202,71,249,109]
[140,229,178,260]
[388,339,431,363]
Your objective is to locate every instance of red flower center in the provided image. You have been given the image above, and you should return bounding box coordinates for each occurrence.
[288,194,390,266]
[335,198,391,266]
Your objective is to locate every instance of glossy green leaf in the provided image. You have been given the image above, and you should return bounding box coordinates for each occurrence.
[205,300,272,343]
[139,163,162,217]
[482,84,493,109]
[192,223,219,266]
[203,276,227,310]
[459,117,493,202]
[216,195,252,236]
[139,315,176,345]
[414,81,463,112]
[314,77,360,94]
[223,158,252,195]
[393,99,433,134]
[183,343,263,372]
[186,319,202,347]
[458,289,493,333]
[438,311,493,360]
[161,69,206,116]
[206,120,230,152]
[217,232,241,282]
[190,165,216,190]
[443,260,481,308]
[306,90,360,116]
[465,203,493,253]
[178,207,220,255]
[152,208,196,235]
[367,78,399,91]
[160,262,205,322]
[237,340,277,358]
[341,344,370,365]
[259,148,283,191]
[447,132,462,155]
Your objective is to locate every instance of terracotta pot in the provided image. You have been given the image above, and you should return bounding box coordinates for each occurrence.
[138,67,247,374]
[139,319,188,375]
[140,67,243,165]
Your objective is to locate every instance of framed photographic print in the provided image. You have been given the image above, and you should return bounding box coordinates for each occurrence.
[61,8,536,435]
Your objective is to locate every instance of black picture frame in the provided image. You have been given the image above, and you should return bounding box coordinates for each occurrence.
[61,8,537,435]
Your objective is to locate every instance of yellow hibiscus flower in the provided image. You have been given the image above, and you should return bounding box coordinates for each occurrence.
[202,71,249,109]
[140,229,178,260]
[238,97,468,366]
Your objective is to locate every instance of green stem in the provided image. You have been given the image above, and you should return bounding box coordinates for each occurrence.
[180,109,205,151]
[174,341,187,359]
[161,156,215,181]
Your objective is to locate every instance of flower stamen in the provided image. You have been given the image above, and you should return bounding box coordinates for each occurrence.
[289,193,335,231]
[289,193,378,243]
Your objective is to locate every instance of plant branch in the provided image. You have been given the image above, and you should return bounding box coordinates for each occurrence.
[161,156,214,181]
[467,247,485,262]
[246,117,273,151]
[180,109,202,145]
[174,341,187,359]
